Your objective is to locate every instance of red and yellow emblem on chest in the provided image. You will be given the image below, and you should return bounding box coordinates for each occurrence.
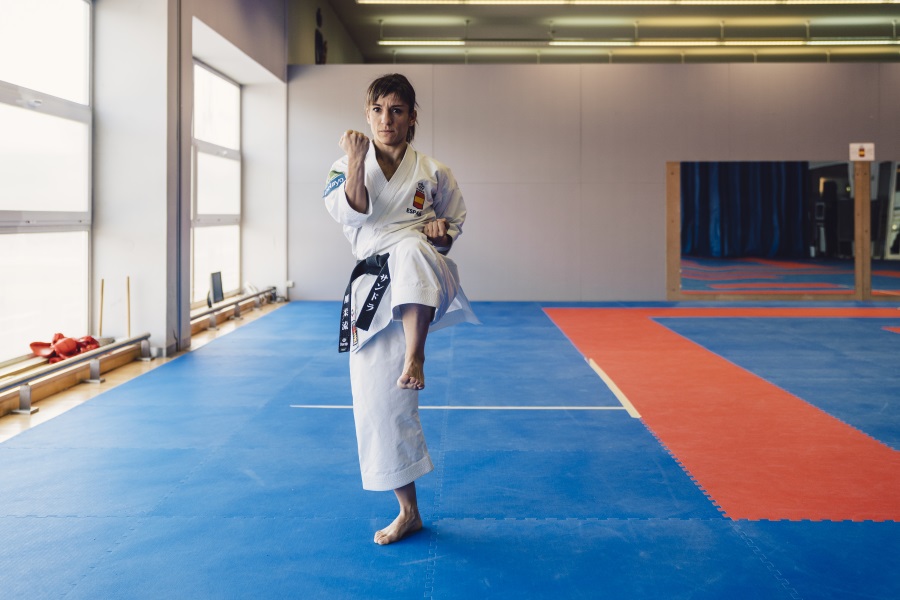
[413,188,425,210]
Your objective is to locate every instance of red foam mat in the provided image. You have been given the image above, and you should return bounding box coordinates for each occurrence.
[544,307,900,522]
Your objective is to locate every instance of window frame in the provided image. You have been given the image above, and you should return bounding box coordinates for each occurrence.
[190,60,242,309]
[0,81,92,229]
[0,0,93,364]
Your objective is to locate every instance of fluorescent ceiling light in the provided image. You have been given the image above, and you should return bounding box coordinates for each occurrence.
[807,38,900,45]
[381,38,900,47]
[378,39,466,46]
[360,0,897,5]
[381,39,548,46]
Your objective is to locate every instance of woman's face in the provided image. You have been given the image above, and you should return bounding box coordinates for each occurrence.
[366,93,416,148]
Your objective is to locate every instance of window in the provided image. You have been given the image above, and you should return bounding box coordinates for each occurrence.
[0,0,92,363]
[191,62,241,306]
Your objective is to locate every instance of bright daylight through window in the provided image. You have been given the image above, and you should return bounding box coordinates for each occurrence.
[0,0,91,363]
[191,62,241,305]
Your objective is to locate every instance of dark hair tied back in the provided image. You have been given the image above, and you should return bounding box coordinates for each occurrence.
[366,73,418,143]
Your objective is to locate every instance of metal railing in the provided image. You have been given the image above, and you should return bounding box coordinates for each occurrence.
[190,286,277,329]
[1,287,277,416]
[0,333,153,415]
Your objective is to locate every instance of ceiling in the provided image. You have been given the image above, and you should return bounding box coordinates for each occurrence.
[326,0,900,64]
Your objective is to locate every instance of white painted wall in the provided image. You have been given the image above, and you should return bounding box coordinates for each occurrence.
[93,0,287,355]
[287,63,900,301]
[242,81,288,297]
[93,0,171,350]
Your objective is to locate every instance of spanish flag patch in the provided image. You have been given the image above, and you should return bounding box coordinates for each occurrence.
[413,189,425,210]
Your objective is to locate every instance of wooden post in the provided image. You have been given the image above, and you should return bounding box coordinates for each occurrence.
[854,162,872,300]
[666,162,682,301]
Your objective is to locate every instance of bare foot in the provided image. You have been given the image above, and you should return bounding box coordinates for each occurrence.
[374,511,423,545]
[397,355,425,390]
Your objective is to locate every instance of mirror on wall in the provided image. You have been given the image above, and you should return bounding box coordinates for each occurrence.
[679,161,856,296]
[673,160,900,299]
[873,162,900,298]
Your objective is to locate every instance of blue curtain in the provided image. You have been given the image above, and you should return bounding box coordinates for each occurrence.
[681,162,809,258]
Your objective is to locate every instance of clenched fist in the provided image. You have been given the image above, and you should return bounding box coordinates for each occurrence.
[340,130,370,214]
[425,218,451,249]
[339,130,369,161]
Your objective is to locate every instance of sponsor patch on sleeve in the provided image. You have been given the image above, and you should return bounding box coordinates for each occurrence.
[323,170,346,198]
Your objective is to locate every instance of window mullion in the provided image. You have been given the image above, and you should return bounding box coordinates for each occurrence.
[0,81,90,123]
[195,139,240,160]
[192,215,241,227]
[0,211,91,227]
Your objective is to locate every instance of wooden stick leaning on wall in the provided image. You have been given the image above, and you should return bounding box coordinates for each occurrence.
[127,276,131,338]
[98,279,105,338]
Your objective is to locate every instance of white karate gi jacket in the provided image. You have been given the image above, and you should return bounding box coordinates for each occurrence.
[324,143,478,352]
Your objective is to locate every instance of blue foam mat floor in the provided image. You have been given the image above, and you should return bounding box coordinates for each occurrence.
[1,301,899,599]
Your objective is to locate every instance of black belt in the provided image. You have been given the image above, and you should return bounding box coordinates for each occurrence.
[339,253,391,353]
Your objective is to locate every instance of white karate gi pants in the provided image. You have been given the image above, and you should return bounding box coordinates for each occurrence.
[350,320,433,491]
[348,237,454,491]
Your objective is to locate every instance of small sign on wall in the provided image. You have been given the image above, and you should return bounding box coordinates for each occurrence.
[849,143,875,161]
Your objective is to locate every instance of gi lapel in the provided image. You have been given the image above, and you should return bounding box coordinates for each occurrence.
[369,147,417,224]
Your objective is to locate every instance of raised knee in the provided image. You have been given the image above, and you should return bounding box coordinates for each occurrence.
[393,236,432,260]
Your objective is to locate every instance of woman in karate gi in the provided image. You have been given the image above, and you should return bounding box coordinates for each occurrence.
[324,73,477,545]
